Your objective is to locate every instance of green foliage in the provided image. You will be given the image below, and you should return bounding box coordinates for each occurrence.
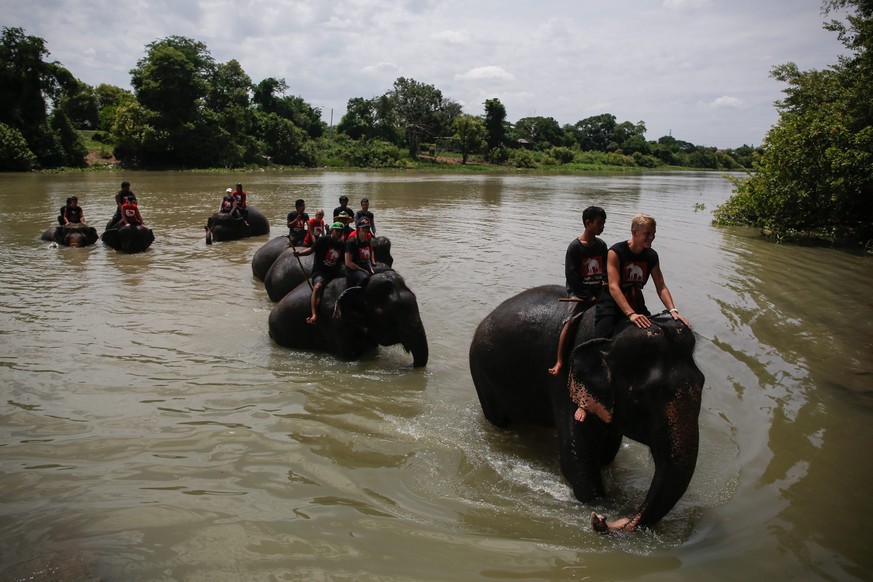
[50,110,87,167]
[549,146,574,164]
[451,114,486,164]
[512,116,565,150]
[487,146,509,165]
[0,122,37,170]
[483,98,507,150]
[509,148,536,168]
[715,0,873,244]
[390,77,448,158]
[59,80,99,129]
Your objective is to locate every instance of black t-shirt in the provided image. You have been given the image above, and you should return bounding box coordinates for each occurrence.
[312,235,345,275]
[65,206,83,223]
[345,235,373,269]
[287,210,309,244]
[599,240,659,314]
[564,237,607,300]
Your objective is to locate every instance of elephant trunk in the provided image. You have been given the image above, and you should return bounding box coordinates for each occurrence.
[404,319,429,368]
[596,384,701,533]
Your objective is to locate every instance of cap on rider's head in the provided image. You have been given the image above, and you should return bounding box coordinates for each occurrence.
[331,221,345,231]
[357,219,371,229]
[226,188,233,193]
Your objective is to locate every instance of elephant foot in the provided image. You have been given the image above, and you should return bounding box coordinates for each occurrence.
[591,513,635,534]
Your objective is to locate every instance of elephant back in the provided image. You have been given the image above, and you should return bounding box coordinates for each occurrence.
[102,224,155,253]
[252,235,292,280]
[207,206,270,242]
[264,250,318,302]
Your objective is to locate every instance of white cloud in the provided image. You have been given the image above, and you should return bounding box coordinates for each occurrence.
[456,66,514,81]
[708,96,746,109]
[0,0,847,147]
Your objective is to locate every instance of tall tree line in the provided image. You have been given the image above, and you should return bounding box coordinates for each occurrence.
[1,28,759,171]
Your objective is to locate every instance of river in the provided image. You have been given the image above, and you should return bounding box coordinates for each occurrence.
[0,170,871,581]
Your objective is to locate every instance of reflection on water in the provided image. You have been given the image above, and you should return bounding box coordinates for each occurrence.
[0,170,871,580]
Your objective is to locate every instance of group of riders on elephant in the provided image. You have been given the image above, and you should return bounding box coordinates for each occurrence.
[470,209,705,534]
[41,183,153,253]
[253,210,427,368]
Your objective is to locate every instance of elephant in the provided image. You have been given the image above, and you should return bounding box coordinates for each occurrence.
[468,285,704,533]
[268,268,428,367]
[205,206,270,244]
[40,223,99,247]
[256,235,394,302]
[101,223,155,253]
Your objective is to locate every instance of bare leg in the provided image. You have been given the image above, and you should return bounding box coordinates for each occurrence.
[306,284,323,324]
[548,317,573,375]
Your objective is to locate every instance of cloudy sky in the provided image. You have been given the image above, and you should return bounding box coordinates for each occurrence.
[1,0,849,148]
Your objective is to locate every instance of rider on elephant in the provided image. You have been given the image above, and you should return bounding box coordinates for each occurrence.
[63,196,85,225]
[294,221,347,324]
[231,183,249,224]
[344,219,375,287]
[120,196,144,227]
[286,199,309,247]
[580,213,691,425]
[111,181,136,226]
[548,206,608,377]
[58,198,71,225]
[219,188,235,213]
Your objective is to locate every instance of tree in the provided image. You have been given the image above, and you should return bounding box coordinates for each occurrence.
[95,84,136,132]
[715,0,873,243]
[572,113,617,151]
[252,77,324,139]
[452,114,486,164]
[483,98,508,150]
[0,27,86,168]
[390,77,445,157]
[59,80,99,129]
[337,97,377,140]
[512,116,565,149]
[130,36,214,126]
[0,122,37,170]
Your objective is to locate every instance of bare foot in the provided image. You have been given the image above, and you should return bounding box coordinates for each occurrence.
[306,314,317,324]
[548,362,562,375]
[574,407,586,422]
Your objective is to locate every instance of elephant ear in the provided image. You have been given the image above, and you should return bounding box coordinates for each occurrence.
[568,338,614,422]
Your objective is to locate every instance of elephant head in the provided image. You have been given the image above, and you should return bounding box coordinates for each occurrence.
[568,317,704,532]
[101,225,155,253]
[40,224,99,247]
[357,269,428,367]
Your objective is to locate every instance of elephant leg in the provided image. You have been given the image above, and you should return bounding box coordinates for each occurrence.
[553,396,605,502]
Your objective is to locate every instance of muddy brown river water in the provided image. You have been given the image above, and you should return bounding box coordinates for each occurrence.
[0,170,871,580]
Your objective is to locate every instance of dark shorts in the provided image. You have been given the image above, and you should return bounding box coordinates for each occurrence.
[312,271,340,288]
